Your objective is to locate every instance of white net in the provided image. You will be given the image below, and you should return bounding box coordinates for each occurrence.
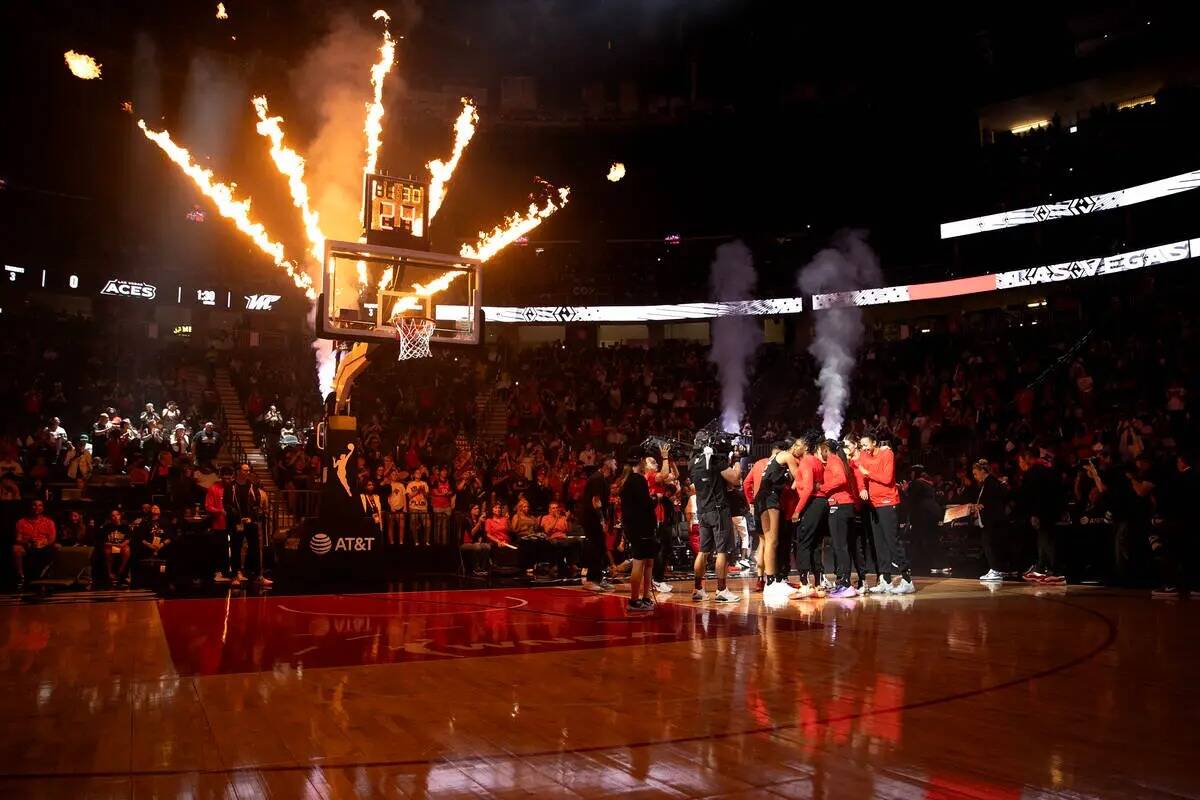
[392,317,436,360]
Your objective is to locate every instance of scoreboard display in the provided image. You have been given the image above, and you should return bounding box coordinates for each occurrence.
[0,264,291,313]
[364,173,428,249]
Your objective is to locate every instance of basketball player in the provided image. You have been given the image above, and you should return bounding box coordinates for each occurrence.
[758,438,805,601]
[857,431,914,594]
[842,436,877,593]
[816,439,858,598]
[743,442,783,591]
[789,433,827,598]
[688,432,740,603]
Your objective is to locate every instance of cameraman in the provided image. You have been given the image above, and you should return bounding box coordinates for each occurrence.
[688,432,740,603]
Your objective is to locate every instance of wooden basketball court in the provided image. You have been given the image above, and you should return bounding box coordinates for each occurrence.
[0,578,1195,798]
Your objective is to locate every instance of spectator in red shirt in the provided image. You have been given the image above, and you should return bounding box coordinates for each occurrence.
[484,502,512,547]
[430,467,454,545]
[205,467,233,584]
[13,499,57,587]
[540,501,571,540]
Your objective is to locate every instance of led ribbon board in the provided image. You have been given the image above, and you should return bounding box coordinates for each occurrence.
[436,298,804,324]
[812,238,1200,310]
[940,168,1200,239]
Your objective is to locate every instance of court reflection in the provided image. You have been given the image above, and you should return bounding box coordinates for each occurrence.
[0,581,1195,799]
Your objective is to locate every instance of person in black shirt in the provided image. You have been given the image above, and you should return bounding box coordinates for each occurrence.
[1080,448,1136,584]
[619,447,657,612]
[1152,449,1198,598]
[136,504,175,576]
[688,432,741,603]
[1017,449,1065,584]
[904,465,946,575]
[969,461,1009,581]
[525,469,553,517]
[101,508,133,586]
[579,457,616,591]
[225,463,268,587]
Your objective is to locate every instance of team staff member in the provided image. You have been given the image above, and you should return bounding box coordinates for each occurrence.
[579,457,617,592]
[689,432,740,603]
[857,431,915,594]
[971,459,1010,582]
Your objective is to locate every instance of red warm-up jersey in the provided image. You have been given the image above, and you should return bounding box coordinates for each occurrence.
[743,457,769,505]
[784,454,823,518]
[818,454,855,506]
[857,447,900,506]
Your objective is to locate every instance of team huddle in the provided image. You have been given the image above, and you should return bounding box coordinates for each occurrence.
[688,429,916,604]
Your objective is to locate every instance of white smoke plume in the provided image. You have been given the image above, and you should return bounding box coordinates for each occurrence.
[707,240,760,434]
[291,13,393,245]
[291,7,417,398]
[796,230,882,439]
[310,304,336,398]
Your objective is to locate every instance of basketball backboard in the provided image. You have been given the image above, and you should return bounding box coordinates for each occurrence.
[317,239,481,346]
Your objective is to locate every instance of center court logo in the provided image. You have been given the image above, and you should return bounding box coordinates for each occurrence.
[309,533,332,555]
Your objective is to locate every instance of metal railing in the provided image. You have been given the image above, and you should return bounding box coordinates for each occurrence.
[262,489,322,542]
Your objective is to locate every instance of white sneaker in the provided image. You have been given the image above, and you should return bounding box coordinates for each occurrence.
[819,576,835,592]
[867,581,891,595]
[891,578,916,595]
[652,581,673,593]
[979,569,1004,582]
[764,581,792,601]
[599,580,616,592]
[255,575,273,587]
[790,584,815,599]
[232,572,246,586]
[213,572,231,583]
[714,588,739,603]
[691,589,709,601]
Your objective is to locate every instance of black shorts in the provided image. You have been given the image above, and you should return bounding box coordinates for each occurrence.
[698,509,734,554]
[628,532,658,560]
[757,491,782,513]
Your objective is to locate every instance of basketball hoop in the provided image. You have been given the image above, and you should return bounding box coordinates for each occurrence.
[391,317,436,360]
